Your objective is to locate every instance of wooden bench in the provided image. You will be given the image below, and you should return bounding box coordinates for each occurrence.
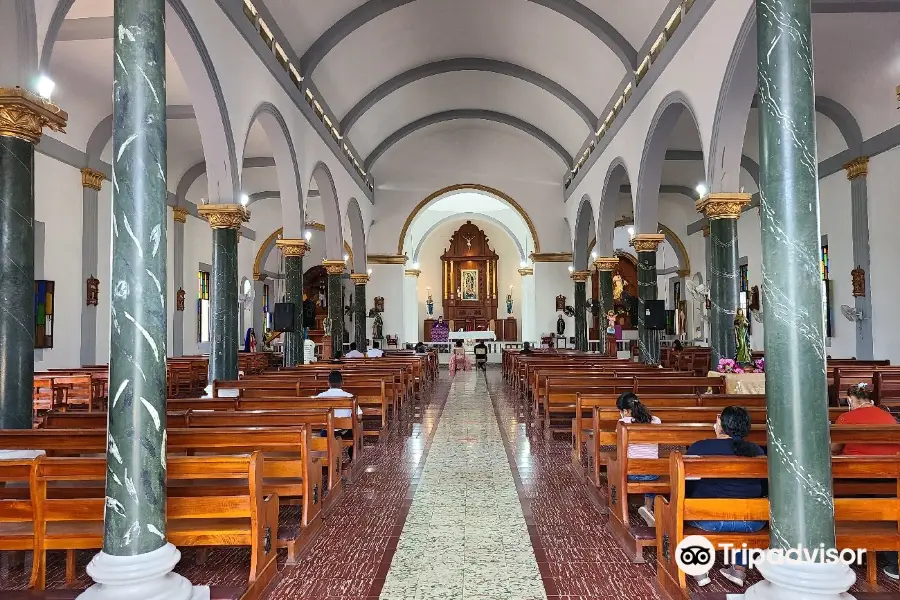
[30,453,278,598]
[655,452,900,600]
[0,454,41,587]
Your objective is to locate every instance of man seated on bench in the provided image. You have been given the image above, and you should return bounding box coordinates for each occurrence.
[832,383,900,579]
[366,341,384,358]
[520,341,533,355]
[474,340,488,371]
[685,406,766,589]
[345,342,364,358]
[317,370,360,458]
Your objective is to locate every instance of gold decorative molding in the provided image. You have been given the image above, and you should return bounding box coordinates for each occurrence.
[322,259,346,275]
[630,233,665,252]
[530,252,574,263]
[404,268,422,278]
[518,267,534,276]
[397,183,541,254]
[367,254,408,265]
[80,168,105,191]
[253,273,268,281]
[593,257,619,272]
[349,273,370,285]
[696,192,751,220]
[0,87,67,144]
[571,270,591,283]
[844,156,869,180]
[172,207,188,223]
[197,204,249,229]
[677,268,691,278]
[276,238,310,257]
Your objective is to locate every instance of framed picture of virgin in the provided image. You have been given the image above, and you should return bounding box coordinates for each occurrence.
[460,269,478,300]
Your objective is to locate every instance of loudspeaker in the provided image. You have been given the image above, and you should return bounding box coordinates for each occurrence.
[644,300,667,330]
[273,302,296,332]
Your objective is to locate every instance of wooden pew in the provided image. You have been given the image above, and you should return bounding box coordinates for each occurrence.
[655,453,900,599]
[0,455,40,587]
[31,453,279,598]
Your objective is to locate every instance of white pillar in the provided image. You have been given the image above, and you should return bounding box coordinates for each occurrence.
[403,268,420,344]
[519,267,535,343]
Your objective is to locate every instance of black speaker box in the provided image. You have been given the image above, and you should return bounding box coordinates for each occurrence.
[644,300,667,330]
[273,302,296,332]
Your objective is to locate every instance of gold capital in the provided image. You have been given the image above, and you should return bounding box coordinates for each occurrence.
[530,252,574,263]
[593,256,619,272]
[349,273,370,285]
[518,267,534,276]
[322,259,346,275]
[844,156,869,180]
[197,204,250,229]
[571,270,591,283]
[677,269,691,278]
[404,268,422,278]
[367,254,407,265]
[0,87,67,144]
[696,192,751,220]
[172,207,188,223]
[630,233,665,252]
[81,168,105,191]
[276,238,310,257]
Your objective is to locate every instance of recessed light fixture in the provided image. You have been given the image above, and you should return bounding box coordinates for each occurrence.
[36,75,55,100]
[696,183,708,198]
[240,194,249,206]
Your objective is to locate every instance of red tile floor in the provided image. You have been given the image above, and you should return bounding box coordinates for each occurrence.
[4,368,900,599]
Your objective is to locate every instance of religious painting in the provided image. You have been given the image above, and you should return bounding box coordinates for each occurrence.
[374,296,385,313]
[460,269,478,300]
[35,280,55,349]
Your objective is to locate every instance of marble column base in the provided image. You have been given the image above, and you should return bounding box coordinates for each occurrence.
[741,558,855,600]
[79,543,209,600]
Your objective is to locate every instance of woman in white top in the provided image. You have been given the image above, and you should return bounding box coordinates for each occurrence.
[617,391,662,527]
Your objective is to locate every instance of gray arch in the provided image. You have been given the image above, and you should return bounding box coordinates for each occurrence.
[345,198,367,273]
[411,213,527,263]
[310,162,344,260]
[599,159,631,257]
[341,58,597,133]
[365,109,573,170]
[176,156,276,204]
[573,195,595,270]
[85,105,196,170]
[299,0,637,77]
[42,0,239,200]
[814,96,863,155]
[665,149,759,187]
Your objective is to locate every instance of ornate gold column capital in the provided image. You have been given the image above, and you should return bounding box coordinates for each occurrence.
[630,233,665,252]
[0,87,68,144]
[81,168,105,191]
[844,156,869,180]
[592,256,619,271]
[276,238,310,257]
[322,259,347,275]
[518,267,534,276]
[172,207,188,223]
[696,192,751,220]
[349,273,370,285]
[571,270,591,283]
[197,204,249,229]
[404,268,421,278]
[367,254,407,265]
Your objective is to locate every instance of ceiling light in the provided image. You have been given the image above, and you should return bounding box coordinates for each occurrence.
[568,265,574,273]
[36,75,55,100]
[343,253,349,262]
[240,194,249,206]
[412,262,420,270]
[367,268,372,275]
[696,183,708,198]
[627,226,635,236]
[520,261,527,268]
[591,251,597,260]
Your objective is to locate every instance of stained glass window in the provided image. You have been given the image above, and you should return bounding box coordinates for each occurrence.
[34,280,55,349]
[739,265,751,334]
[263,283,272,330]
[198,271,211,343]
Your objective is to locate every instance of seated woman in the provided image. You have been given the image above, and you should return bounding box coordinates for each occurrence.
[448,339,472,375]
[616,392,662,527]
[686,405,765,588]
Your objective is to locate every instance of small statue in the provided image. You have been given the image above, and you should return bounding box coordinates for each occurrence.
[426,288,434,317]
[506,290,513,315]
[372,312,384,340]
[556,314,566,336]
[606,310,617,334]
[613,273,627,301]
[734,308,751,364]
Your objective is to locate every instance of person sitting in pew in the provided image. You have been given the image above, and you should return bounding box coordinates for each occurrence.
[685,406,765,588]
[415,342,427,354]
[617,392,662,527]
[520,341,533,355]
[316,370,361,459]
[366,341,384,358]
[345,342,364,358]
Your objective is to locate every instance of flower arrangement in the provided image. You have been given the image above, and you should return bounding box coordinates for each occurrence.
[754,358,765,373]
[717,357,765,374]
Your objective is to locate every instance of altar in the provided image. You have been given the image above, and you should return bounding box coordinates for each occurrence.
[449,331,496,342]
[708,371,766,394]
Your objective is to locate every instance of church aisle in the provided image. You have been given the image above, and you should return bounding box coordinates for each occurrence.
[380,370,546,600]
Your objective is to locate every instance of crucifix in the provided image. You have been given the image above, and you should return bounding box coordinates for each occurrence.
[463,234,474,249]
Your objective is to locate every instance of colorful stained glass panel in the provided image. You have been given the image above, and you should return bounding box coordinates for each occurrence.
[34,280,55,348]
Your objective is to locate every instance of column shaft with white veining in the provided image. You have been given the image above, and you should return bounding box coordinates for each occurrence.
[636,251,659,364]
[572,271,589,352]
[353,277,368,352]
[757,0,835,550]
[283,256,303,365]
[708,218,738,364]
[210,227,238,382]
[105,0,168,554]
[594,258,618,355]
[324,260,345,356]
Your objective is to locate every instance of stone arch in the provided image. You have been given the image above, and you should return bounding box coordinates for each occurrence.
[309,162,344,260]
[411,213,527,264]
[254,224,352,280]
[599,158,631,257]
[345,197,367,274]
[242,103,304,236]
[588,218,690,275]
[573,195,595,271]
[41,0,239,201]
[636,92,704,233]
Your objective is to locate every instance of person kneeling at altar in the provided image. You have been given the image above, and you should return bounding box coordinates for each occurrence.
[449,340,472,375]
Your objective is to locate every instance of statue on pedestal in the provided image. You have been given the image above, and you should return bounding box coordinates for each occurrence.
[506,289,513,315]
[426,288,434,318]
[372,312,384,340]
[556,314,566,336]
[734,308,751,364]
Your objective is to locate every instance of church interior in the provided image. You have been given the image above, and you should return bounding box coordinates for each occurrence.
[2,0,900,598]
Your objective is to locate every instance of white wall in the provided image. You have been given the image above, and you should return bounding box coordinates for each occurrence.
[534,262,574,338]
[866,147,900,362]
[368,264,405,342]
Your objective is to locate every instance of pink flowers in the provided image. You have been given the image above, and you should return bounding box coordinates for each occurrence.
[717,358,738,373]
[717,357,765,373]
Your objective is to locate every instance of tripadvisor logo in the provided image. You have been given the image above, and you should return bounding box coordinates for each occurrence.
[675,536,715,576]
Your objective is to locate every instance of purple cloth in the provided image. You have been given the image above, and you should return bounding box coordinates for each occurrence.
[432,322,450,343]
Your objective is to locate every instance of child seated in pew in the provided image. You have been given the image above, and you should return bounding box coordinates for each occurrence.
[316,370,361,459]
[685,405,765,588]
[617,391,662,527]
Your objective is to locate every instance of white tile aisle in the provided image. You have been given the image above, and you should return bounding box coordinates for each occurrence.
[380,370,546,600]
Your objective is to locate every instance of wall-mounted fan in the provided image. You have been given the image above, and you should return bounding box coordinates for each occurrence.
[840,304,865,322]
[563,305,576,318]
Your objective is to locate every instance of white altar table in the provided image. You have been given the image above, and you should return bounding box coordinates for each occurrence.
[449,331,496,342]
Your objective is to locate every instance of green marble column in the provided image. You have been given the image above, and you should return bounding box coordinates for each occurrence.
[324,260,346,356]
[278,239,308,367]
[698,194,750,366]
[572,271,590,351]
[594,258,618,355]
[104,0,169,556]
[351,274,368,352]
[199,206,247,385]
[757,0,835,552]
[632,235,664,365]
[0,90,66,430]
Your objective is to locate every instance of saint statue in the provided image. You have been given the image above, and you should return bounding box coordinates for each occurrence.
[426,289,434,317]
[506,291,513,315]
[734,308,751,364]
[606,310,617,334]
[556,314,566,336]
[613,272,627,301]
[372,312,384,340]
